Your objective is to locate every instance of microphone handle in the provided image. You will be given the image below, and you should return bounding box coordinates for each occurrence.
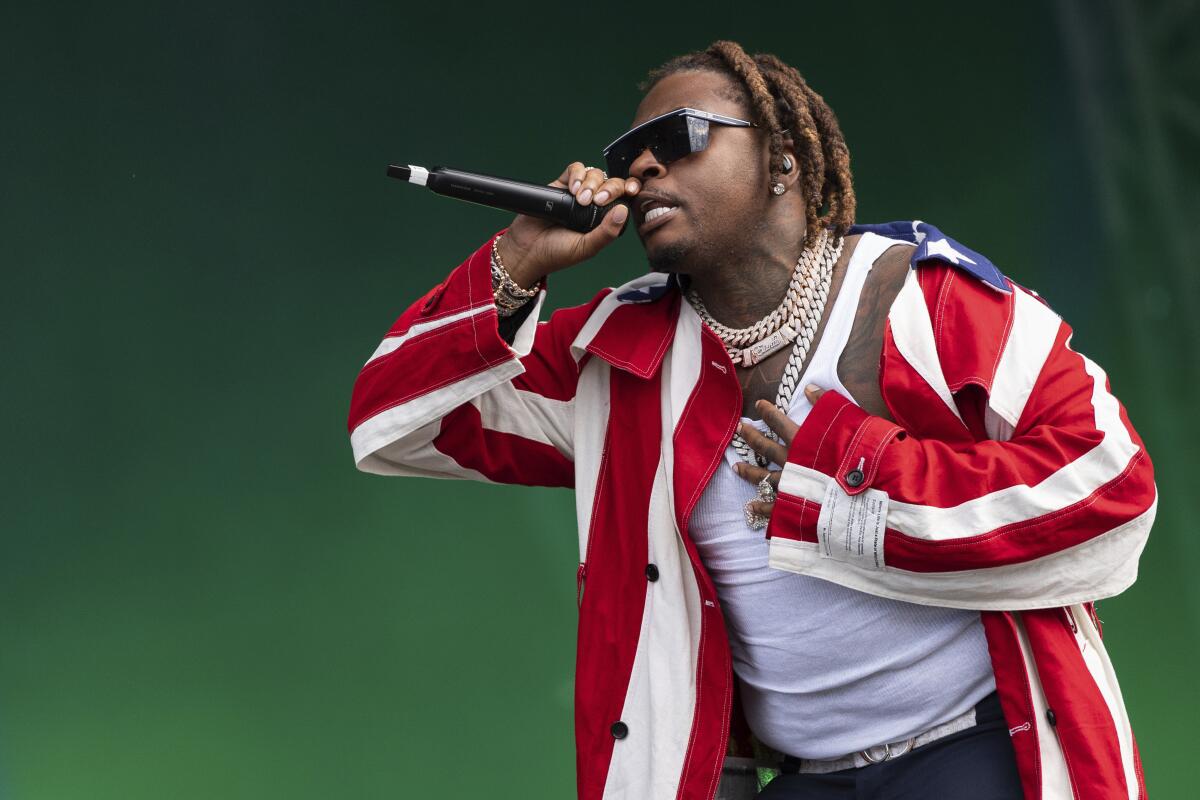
[392,164,626,234]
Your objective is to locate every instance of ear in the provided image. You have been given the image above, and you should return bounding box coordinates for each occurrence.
[779,134,801,191]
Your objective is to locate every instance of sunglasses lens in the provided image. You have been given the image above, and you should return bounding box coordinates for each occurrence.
[604,150,632,180]
[604,115,695,179]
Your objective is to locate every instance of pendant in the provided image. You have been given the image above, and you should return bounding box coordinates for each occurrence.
[736,323,796,367]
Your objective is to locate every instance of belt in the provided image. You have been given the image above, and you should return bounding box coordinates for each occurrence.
[780,705,979,775]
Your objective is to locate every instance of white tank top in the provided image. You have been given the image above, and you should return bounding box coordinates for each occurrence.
[690,232,996,760]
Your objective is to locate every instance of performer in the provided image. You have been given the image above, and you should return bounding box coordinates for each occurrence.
[347,41,1156,800]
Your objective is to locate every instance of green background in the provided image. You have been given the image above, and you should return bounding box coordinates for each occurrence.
[3,1,1196,797]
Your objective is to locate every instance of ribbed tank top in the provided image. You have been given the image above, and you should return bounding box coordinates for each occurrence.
[690,232,996,760]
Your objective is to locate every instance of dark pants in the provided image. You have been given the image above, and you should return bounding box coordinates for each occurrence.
[756,692,1024,800]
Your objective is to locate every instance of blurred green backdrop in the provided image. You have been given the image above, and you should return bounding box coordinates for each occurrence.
[3,1,1196,797]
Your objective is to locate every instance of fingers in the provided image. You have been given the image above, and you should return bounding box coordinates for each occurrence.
[567,164,605,205]
[592,175,631,206]
[734,458,781,523]
[554,161,585,192]
[557,163,638,207]
[733,460,771,485]
[738,422,789,467]
[804,384,825,405]
[575,199,629,252]
[575,169,615,206]
[551,161,579,190]
[756,400,800,446]
[550,161,600,192]
[745,499,774,520]
[732,460,783,488]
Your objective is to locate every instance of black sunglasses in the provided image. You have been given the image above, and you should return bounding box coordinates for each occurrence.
[602,107,759,180]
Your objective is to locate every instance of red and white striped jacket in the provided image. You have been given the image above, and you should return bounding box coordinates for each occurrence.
[348,224,1156,800]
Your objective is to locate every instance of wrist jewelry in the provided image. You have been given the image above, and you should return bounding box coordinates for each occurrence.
[491,233,540,317]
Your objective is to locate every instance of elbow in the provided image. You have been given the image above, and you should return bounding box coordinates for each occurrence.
[1130,445,1158,523]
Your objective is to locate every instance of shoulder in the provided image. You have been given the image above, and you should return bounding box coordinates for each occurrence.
[867,237,915,297]
[858,222,1035,395]
[850,221,1020,331]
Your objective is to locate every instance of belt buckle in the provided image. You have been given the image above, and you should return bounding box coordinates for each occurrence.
[859,736,915,765]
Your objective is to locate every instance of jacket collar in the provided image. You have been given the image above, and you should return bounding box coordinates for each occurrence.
[570,272,683,379]
[573,219,1011,378]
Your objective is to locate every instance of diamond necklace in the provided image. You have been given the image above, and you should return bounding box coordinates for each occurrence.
[686,228,842,467]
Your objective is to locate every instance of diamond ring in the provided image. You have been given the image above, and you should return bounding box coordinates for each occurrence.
[744,475,778,529]
[757,475,778,504]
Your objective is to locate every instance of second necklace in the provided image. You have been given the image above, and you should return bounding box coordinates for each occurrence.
[687,227,843,467]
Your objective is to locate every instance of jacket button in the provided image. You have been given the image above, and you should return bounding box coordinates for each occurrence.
[645,563,659,582]
[845,468,865,487]
[611,721,629,739]
[1045,708,1057,727]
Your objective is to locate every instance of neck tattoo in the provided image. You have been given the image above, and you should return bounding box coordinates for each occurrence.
[686,228,843,467]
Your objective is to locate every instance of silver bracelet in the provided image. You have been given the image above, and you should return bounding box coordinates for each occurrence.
[491,234,540,317]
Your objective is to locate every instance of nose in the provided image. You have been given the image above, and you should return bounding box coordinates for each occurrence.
[629,147,666,182]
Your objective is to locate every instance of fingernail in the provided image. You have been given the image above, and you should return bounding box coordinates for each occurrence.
[613,205,628,224]
[627,179,640,193]
[579,188,592,204]
[571,180,581,193]
[806,384,820,393]
[594,190,610,204]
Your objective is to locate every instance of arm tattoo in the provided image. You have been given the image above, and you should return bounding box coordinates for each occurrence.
[837,244,914,422]
[731,237,912,422]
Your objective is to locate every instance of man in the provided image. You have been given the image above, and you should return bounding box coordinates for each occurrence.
[347,41,1156,800]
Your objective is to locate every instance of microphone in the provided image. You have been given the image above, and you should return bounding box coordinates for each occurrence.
[386,164,627,234]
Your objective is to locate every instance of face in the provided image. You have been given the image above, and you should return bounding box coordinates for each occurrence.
[622,70,773,273]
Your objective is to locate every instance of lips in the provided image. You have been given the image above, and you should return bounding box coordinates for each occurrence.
[636,193,681,233]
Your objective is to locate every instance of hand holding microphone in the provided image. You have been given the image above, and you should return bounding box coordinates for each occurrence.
[387,161,640,289]
[499,162,639,289]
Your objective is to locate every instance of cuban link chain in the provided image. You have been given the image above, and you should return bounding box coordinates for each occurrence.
[687,228,842,468]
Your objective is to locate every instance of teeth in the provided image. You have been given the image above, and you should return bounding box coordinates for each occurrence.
[645,206,677,222]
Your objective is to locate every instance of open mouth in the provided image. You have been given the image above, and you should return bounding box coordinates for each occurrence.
[638,197,680,233]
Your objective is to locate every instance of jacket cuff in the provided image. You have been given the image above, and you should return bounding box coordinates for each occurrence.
[766,391,905,548]
[783,390,905,495]
[414,227,546,360]
[418,228,506,318]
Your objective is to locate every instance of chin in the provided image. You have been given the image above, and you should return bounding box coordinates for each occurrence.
[645,238,692,273]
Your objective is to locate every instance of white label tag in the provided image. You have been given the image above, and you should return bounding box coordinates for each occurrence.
[817,480,889,570]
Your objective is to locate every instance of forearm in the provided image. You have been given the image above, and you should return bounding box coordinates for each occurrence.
[347,230,555,479]
[766,388,1156,609]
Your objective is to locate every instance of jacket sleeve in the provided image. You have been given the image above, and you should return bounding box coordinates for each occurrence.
[765,264,1157,610]
[346,228,606,488]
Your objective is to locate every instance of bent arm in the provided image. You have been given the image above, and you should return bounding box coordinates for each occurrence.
[767,282,1157,610]
[347,229,604,487]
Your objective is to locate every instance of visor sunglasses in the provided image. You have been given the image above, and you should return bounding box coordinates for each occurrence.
[602,107,759,180]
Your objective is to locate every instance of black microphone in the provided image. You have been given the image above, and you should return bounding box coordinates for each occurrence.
[386,163,627,234]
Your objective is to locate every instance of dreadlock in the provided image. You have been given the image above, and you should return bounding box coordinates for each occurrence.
[638,41,856,250]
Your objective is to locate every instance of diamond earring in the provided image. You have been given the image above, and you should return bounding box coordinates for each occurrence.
[772,183,786,195]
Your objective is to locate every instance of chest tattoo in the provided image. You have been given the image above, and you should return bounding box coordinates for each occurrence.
[736,351,788,417]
